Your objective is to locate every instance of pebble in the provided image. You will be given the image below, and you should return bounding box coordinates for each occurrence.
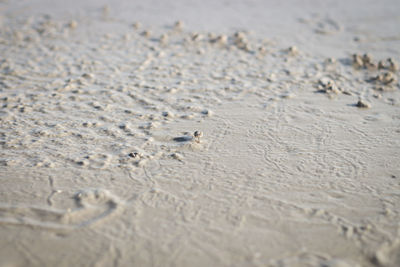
[318,78,340,94]
[162,111,174,118]
[132,22,141,30]
[68,20,78,29]
[128,152,142,159]
[370,72,396,85]
[258,46,267,55]
[325,57,336,64]
[356,99,371,109]
[82,73,94,79]
[201,109,213,116]
[141,30,151,38]
[210,34,228,46]
[353,53,398,73]
[388,58,398,72]
[174,20,184,31]
[191,33,203,41]
[352,54,364,69]
[170,153,183,161]
[362,53,373,65]
[281,92,295,99]
[159,33,168,44]
[233,31,251,51]
[379,58,399,72]
[287,46,298,56]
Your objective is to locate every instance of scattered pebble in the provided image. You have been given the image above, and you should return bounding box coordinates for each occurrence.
[201,109,213,116]
[174,20,184,31]
[281,92,295,99]
[352,53,398,73]
[159,33,168,45]
[132,22,141,30]
[317,78,340,94]
[378,58,398,72]
[370,72,396,85]
[191,33,203,41]
[352,53,376,69]
[162,111,174,118]
[356,99,371,109]
[68,20,78,29]
[373,93,382,99]
[141,30,151,38]
[352,54,364,69]
[210,34,228,46]
[325,57,336,64]
[233,31,251,52]
[388,58,398,72]
[258,46,267,55]
[286,46,298,56]
[362,53,374,67]
[82,73,94,79]
[170,152,183,161]
[128,152,141,159]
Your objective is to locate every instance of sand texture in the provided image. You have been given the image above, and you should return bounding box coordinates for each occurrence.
[1,0,400,266]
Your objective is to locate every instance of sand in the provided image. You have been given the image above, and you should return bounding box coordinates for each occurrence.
[1,0,400,266]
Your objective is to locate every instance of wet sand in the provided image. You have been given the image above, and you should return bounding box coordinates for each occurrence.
[1,1,400,266]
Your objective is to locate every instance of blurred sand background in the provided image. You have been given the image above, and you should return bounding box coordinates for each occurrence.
[1,0,400,266]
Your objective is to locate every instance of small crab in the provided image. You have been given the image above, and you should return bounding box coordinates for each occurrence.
[128,152,141,159]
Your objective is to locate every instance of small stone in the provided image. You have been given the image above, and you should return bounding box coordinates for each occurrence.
[236,41,251,52]
[162,111,174,117]
[174,20,184,31]
[258,46,267,55]
[326,57,336,64]
[159,33,168,44]
[362,53,373,65]
[281,92,295,99]
[209,34,228,47]
[381,72,396,84]
[68,20,78,29]
[201,109,213,116]
[342,91,352,96]
[232,32,251,51]
[378,60,385,70]
[132,22,141,30]
[76,160,88,166]
[356,99,371,109]
[82,73,94,79]
[352,54,363,69]
[371,72,396,85]
[233,31,246,41]
[287,46,298,56]
[191,33,203,41]
[388,58,398,72]
[267,73,277,82]
[318,78,340,94]
[171,153,183,161]
[128,152,141,158]
[141,30,151,38]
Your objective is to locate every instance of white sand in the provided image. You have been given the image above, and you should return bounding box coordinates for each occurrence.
[1,1,400,266]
